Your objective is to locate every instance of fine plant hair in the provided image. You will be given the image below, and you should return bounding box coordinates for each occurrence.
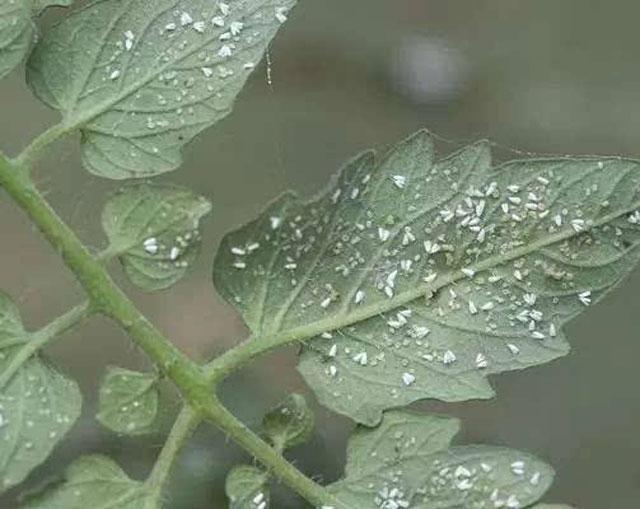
[0,2,635,509]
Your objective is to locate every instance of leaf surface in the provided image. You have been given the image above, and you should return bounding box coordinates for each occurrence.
[102,182,211,290]
[96,366,158,435]
[214,130,640,424]
[225,464,269,509]
[0,292,81,493]
[328,411,554,509]
[24,455,153,508]
[262,393,314,450]
[0,0,32,79]
[27,0,297,179]
[0,1,71,80]
[532,505,574,509]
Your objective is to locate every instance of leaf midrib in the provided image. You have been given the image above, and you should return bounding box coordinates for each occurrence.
[269,145,485,334]
[254,198,640,349]
[59,0,277,132]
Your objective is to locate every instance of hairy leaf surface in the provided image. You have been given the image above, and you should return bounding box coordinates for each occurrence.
[262,393,314,450]
[328,411,554,509]
[0,292,81,493]
[225,464,269,509]
[96,366,158,435]
[214,130,640,424]
[25,455,152,508]
[102,182,211,290]
[27,0,297,179]
[0,0,71,80]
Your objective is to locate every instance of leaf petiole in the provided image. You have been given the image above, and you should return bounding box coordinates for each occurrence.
[145,406,201,507]
[0,301,92,390]
[14,123,70,168]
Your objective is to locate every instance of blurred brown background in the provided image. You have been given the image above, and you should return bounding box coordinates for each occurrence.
[2,1,640,507]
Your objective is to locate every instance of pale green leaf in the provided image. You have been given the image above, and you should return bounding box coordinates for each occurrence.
[0,0,32,80]
[225,394,310,507]
[32,1,72,11]
[532,505,574,509]
[262,393,314,450]
[328,411,554,509]
[96,366,158,436]
[0,0,72,80]
[214,130,640,424]
[225,464,269,509]
[102,182,211,291]
[26,0,297,179]
[0,292,81,493]
[24,455,153,508]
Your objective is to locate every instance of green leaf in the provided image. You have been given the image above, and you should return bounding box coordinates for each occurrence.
[26,0,297,179]
[0,292,81,493]
[262,393,314,450]
[0,1,71,80]
[32,1,72,12]
[328,411,554,509]
[24,455,153,508]
[214,130,640,425]
[0,0,33,80]
[225,465,269,509]
[224,395,310,507]
[532,505,574,509]
[102,182,211,291]
[96,366,158,435]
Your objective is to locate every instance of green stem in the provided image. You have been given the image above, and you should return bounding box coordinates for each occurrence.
[0,151,344,508]
[201,399,348,509]
[35,301,92,339]
[0,155,206,398]
[205,336,278,383]
[0,301,92,389]
[14,124,69,168]
[146,407,201,507]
